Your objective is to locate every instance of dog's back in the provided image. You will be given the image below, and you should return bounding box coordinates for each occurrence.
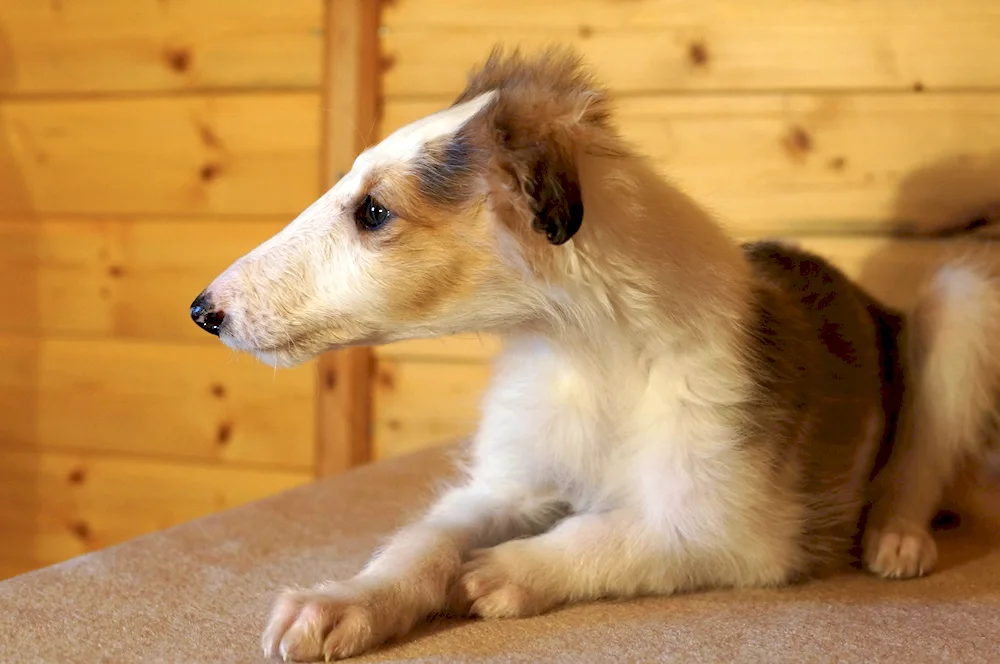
[742,241,904,569]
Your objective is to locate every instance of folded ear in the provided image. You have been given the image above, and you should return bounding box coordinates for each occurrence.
[526,148,584,245]
[490,115,584,246]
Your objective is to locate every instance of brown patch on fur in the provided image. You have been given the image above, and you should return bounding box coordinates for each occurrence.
[355,163,492,323]
[742,241,901,571]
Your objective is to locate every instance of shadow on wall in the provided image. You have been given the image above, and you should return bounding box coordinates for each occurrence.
[0,23,43,580]
[856,152,1000,313]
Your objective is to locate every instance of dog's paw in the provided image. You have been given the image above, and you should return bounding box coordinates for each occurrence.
[261,584,390,662]
[458,544,553,619]
[864,521,938,579]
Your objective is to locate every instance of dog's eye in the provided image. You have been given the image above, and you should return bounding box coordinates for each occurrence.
[355,195,391,231]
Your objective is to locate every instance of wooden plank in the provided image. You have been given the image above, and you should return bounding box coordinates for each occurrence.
[0,1,322,95]
[0,218,286,342]
[372,359,491,460]
[370,237,1000,460]
[314,0,380,476]
[0,93,320,216]
[0,337,315,469]
[383,0,1000,97]
[384,93,1000,235]
[0,449,309,578]
[373,418,471,462]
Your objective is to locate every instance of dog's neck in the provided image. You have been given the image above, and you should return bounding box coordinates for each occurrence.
[517,153,755,361]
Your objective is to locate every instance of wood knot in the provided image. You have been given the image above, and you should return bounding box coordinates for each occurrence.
[198,123,222,150]
[827,156,847,171]
[379,54,396,72]
[164,47,192,73]
[107,265,125,278]
[210,383,226,399]
[68,520,92,542]
[378,370,395,390]
[199,162,222,182]
[578,25,594,39]
[67,468,86,485]
[912,81,925,92]
[323,369,337,390]
[782,125,813,161]
[688,41,709,67]
[216,421,233,446]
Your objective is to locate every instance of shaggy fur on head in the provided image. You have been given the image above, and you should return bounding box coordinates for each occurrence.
[192,48,1000,663]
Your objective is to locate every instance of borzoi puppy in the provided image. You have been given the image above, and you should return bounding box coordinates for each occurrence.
[191,49,1000,661]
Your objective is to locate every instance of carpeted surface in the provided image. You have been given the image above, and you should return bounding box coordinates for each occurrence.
[1,446,999,663]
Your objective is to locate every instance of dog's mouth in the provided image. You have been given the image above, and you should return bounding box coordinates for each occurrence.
[222,331,385,368]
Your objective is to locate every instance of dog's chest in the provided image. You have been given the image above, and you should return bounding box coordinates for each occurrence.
[490,340,734,508]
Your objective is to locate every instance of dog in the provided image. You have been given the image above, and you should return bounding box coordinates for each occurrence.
[191,49,1000,661]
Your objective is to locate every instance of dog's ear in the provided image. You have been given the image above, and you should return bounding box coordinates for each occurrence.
[525,148,583,245]
[492,115,584,246]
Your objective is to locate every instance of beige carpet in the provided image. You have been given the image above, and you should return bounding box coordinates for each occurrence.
[2,447,999,663]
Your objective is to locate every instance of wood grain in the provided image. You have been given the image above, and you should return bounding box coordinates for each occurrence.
[0,93,320,216]
[373,359,491,460]
[0,218,285,342]
[385,93,1000,235]
[0,448,309,578]
[314,0,380,476]
[383,0,1000,97]
[0,0,322,95]
[0,337,315,468]
[371,236,1000,459]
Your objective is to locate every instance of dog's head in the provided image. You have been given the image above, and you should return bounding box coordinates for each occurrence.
[191,49,616,366]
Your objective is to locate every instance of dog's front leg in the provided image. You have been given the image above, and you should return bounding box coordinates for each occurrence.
[262,482,561,661]
[458,506,796,620]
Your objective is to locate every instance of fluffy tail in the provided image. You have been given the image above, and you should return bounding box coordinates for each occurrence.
[909,252,1000,486]
[865,249,1000,578]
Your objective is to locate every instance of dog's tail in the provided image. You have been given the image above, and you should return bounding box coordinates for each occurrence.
[903,248,1000,506]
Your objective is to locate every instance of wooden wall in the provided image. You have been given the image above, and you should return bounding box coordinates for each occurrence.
[371,0,1000,461]
[4,0,1000,580]
[0,1,325,579]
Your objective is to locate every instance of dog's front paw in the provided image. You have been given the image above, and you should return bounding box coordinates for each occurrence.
[864,521,938,579]
[261,583,393,662]
[458,544,555,619]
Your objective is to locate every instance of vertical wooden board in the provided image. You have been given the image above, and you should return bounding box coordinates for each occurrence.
[384,94,1000,235]
[382,0,1000,96]
[0,0,323,95]
[314,0,380,475]
[0,218,287,342]
[0,337,315,469]
[0,94,320,216]
[0,449,310,577]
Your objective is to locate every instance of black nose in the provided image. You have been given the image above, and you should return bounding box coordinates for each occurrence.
[190,292,225,336]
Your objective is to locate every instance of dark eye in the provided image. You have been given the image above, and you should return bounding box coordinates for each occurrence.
[355,194,391,231]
